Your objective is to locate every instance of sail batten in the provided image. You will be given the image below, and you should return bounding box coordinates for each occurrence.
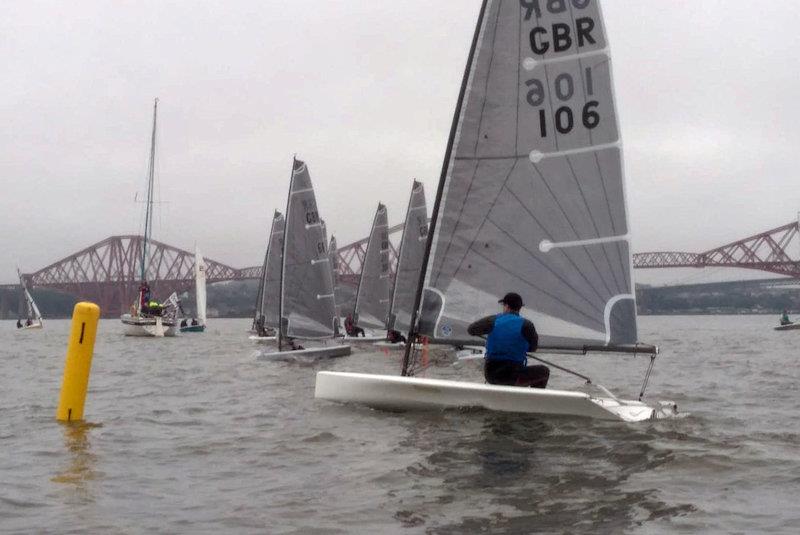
[415,0,640,349]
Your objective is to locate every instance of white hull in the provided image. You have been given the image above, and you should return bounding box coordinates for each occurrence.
[344,333,387,342]
[774,323,800,331]
[258,345,352,362]
[121,314,177,337]
[17,322,43,330]
[249,335,277,343]
[315,371,677,423]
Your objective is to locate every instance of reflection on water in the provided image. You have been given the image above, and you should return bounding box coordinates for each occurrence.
[1,317,799,533]
[51,422,101,503]
[392,413,695,534]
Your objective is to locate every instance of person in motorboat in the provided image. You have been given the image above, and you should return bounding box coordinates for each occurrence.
[344,314,365,337]
[387,329,407,344]
[180,318,187,328]
[780,309,792,326]
[467,292,549,388]
[16,318,22,329]
[191,318,198,326]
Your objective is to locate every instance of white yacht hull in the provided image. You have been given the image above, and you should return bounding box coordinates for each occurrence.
[249,335,277,343]
[315,371,677,423]
[258,345,352,362]
[774,323,800,331]
[343,334,387,343]
[17,322,43,331]
[120,314,177,337]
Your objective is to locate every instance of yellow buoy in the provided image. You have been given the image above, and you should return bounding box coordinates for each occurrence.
[56,302,101,422]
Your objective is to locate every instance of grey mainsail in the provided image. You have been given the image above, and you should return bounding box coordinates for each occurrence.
[280,159,337,339]
[353,203,391,331]
[388,181,428,335]
[416,0,638,349]
[260,211,285,330]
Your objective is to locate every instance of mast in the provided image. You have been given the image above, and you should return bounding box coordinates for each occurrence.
[140,97,159,283]
[401,0,489,376]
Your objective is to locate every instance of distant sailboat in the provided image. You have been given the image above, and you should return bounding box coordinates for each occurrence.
[258,159,351,360]
[181,247,207,333]
[16,269,43,330]
[348,203,391,341]
[317,0,677,421]
[120,98,179,337]
[250,211,284,342]
[386,181,428,341]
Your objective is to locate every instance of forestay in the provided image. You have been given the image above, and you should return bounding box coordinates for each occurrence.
[261,211,285,330]
[388,181,428,335]
[280,160,337,339]
[354,203,391,331]
[418,0,638,349]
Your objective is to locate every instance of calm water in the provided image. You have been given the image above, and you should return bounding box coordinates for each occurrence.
[1,315,798,534]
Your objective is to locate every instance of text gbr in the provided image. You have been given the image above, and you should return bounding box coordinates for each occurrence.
[521,0,597,55]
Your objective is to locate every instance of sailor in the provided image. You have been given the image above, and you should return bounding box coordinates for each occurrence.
[387,329,406,344]
[467,292,549,388]
[180,318,187,327]
[148,300,161,316]
[16,318,22,329]
[25,317,32,327]
[191,318,198,326]
[344,314,365,338]
[781,309,792,325]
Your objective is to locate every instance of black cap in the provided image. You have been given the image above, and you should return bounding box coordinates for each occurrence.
[498,292,524,310]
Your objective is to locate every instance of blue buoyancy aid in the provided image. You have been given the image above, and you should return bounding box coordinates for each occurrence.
[485,313,529,364]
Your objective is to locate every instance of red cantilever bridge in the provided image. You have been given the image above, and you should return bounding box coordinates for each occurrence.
[5,220,800,317]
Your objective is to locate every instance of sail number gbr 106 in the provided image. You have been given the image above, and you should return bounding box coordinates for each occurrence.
[526,69,598,138]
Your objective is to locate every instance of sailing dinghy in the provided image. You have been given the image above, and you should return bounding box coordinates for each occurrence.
[316,0,678,422]
[16,269,43,330]
[375,181,429,350]
[181,247,207,333]
[346,203,392,342]
[120,99,179,337]
[250,211,284,343]
[257,159,351,361]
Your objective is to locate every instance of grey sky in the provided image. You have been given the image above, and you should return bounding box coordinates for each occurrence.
[2,1,799,286]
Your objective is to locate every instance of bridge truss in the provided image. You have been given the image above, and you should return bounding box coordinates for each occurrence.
[633,221,800,278]
[11,220,800,318]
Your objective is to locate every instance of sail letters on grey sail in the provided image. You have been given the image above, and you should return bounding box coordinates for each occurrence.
[354,203,391,331]
[419,0,637,348]
[388,181,428,336]
[280,160,337,339]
